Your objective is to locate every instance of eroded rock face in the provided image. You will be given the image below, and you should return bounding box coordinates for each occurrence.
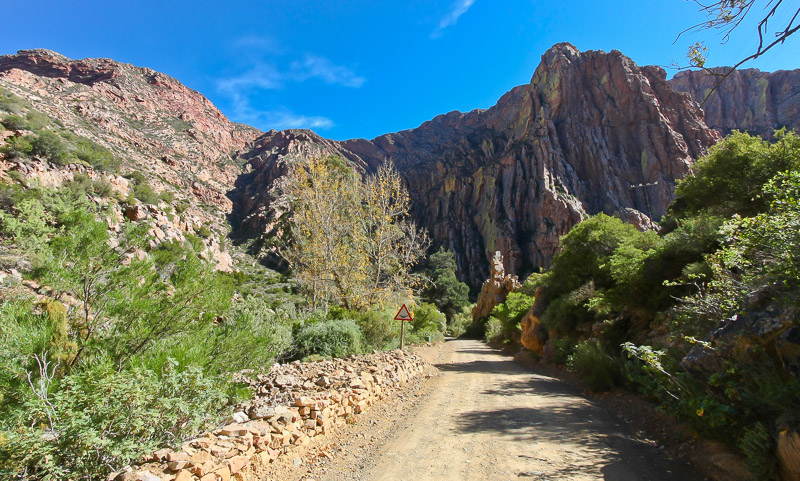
[233,43,720,287]
[669,67,800,138]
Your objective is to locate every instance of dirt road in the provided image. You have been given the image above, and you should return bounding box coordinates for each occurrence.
[265,339,705,481]
[364,339,701,481]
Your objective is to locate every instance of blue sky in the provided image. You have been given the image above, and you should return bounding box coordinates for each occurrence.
[2,1,798,140]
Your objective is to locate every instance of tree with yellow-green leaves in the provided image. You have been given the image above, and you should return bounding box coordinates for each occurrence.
[279,156,429,311]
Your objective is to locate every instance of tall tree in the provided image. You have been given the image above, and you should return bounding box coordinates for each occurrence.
[280,156,428,310]
[422,247,470,322]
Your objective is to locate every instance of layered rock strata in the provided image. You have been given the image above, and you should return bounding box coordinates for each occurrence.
[670,67,800,138]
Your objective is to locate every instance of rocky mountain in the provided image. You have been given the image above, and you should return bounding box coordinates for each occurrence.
[0,49,260,214]
[232,43,720,287]
[669,67,800,138]
[0,49,266,272]
[4,45,798,289]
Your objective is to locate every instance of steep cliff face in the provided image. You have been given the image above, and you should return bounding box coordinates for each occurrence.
[669,67,800,138]
[234,44,720,287]
[0,49,260,213]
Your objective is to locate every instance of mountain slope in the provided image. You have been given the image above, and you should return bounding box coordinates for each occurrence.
[0,49,260,214]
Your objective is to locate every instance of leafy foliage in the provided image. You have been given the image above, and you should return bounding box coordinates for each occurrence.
[421,247,470,323]
[280,157,428,310]
[295,319,364,360]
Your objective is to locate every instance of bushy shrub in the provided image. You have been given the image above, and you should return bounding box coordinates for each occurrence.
[158,190,174,203]
[447,305,473,337]
[483,317,503,342]
[489,291,534,341]
[0,360,230,481]
[421,248,470,322]
[1,114,27,131]
[330,306,399,351]
[29,131,65,162]
[25,112,50,132]
[295,319,364,360]
[406,302,446,344]
[75,139,118,172]
[0,135,32,159]
[133,182,158,204]
[196,225,212,238]
[205,296,293,372]
[568,339,622,391]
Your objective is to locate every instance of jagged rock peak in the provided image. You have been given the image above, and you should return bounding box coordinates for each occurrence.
[232,43,720,288]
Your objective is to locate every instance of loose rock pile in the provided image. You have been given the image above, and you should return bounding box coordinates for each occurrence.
[112,349,430,481]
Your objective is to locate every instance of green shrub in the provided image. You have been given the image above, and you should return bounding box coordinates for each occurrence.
[1,114,27,131]
[133,182,158,204]
[25,112,50,132]
[447,305,472,337]
[738,423,778,480]
[0,136,32,159]
[484,317,502,342]
[330,306,398,351]
[75,139,118,172]
[295,319,363,359]
[196,225,212,238]
[422,247,470,322]
[91,177,114,197]
[0,88,28,114]
[203,296,293,372]
[568,339,622,391]
[489,291,534,341]
[29,131,65,162]
[185,233,205,252]
[158,190,174,203]
[0,360,230,481]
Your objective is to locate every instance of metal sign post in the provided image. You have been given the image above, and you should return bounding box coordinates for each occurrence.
[394,304,413,350]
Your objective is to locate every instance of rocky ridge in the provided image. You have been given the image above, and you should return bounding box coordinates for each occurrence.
[0,49,260,225]
[670,67,800,138]
[232,43,720,288]
[112,350,430,481]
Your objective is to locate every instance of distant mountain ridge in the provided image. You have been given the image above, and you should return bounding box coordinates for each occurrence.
[2,45,798,287]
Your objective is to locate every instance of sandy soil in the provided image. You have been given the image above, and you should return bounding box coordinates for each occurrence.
[261,338,712,481]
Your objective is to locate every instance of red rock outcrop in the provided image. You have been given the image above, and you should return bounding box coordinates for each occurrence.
[669,67,800,138]
[471,251,521,323]
[233,44,720,287]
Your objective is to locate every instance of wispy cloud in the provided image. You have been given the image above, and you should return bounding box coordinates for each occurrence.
[225,89,333,130]
[216,50,363,131]
[431,0,476,38]
[289,54,365,87]
[232,35,282,52]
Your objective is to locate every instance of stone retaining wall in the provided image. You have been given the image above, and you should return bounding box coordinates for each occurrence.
[112,350,430,481]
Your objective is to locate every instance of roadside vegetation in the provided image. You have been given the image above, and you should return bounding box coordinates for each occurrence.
[479,129,800,479]
[0,101,461,480]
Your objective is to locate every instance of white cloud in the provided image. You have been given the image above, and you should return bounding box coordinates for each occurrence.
[289,54,366,87]
[223,88,333,131]
[216,65,283,93]
[216,51,362,131]
[431,0,476,38]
